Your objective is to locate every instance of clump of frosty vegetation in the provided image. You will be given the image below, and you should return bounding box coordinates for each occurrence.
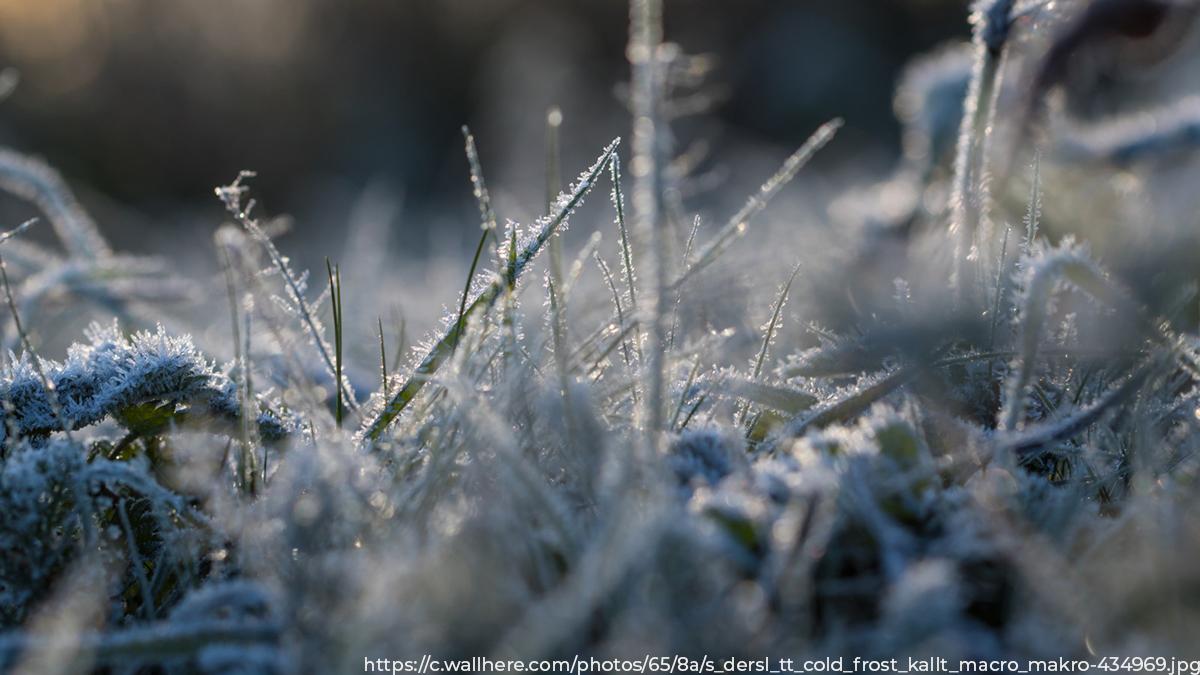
[6,0,1200,671]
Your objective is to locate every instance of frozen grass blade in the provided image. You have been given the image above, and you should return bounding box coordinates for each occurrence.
[670,356,703,430]
[586,319,640,379]
[610,155,638,314]
[666,214,702,352]
[546,271,567,380]
[609,155,644,369]
[325,258,345,427]
[0,219,35,247]
[739,262,801,428]
[0,220,101,548]
[673,119,842,291]
[460,126,499,339]
[378,317,389,400]
[463,126,498,236]
[453,226,491,354]
[594,251,634,370]
[727,378,817,416]
[361,138,619,443]
[117,499,154,619]
[546,107,566,293]
[1022,152,1041,257]
[543,112,572,407]
[751,263,801,382]
[390,309,407,374]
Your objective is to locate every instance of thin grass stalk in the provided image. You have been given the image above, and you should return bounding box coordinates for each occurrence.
[0,235,68,436]
[988,225,1011,350]
[949,0,1016,297]
[673,119,842,292]
[542,109,574,409]
[0,227,98,547]
[670,356,703,430]
[218,245,256,493]
[546,107,565,292]
[378,317,389,400]
[666,214,702,352]
[1022,152,1041,258]
[609,156,645,366]
[546,272,575,441]
[678,393,707,431]
[630,0,670,433]
[594,251,634,370]
[739,262,802,427]
[456,127,500,356]
[463,126,499,235]
[117,499,155,620]
[325,259,345,428]
[215,173,358,415]
[245,310,263,485]
[390,310,407,372]
[453,228,491,352]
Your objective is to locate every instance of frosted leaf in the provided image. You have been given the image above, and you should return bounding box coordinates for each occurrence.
[0,321,293,441]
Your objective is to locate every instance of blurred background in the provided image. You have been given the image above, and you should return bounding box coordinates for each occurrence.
[0,0,971,268]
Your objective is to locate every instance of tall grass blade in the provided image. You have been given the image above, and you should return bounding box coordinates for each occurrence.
[674,119,842,291]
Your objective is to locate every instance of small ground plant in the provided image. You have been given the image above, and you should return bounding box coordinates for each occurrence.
[5,0,1200,671]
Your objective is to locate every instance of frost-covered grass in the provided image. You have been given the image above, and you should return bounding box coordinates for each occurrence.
[7,0,1200,671]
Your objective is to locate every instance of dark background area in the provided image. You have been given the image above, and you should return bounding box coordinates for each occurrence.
[0,0,969,258]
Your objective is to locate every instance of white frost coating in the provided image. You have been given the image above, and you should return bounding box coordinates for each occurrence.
[0,321,291,441]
